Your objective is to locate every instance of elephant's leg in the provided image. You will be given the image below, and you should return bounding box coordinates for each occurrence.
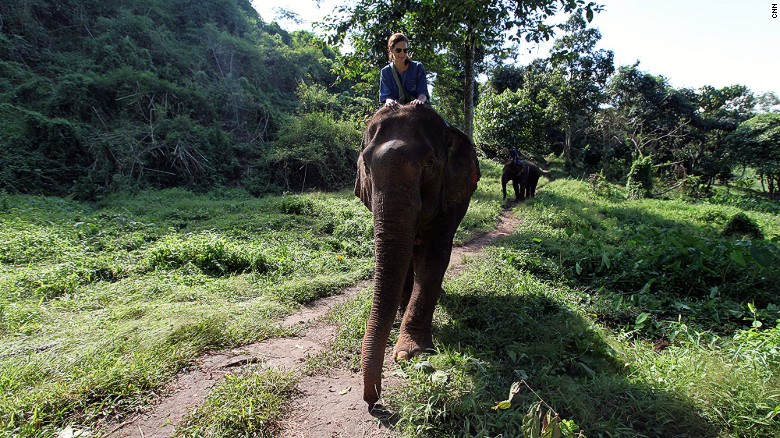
[513,179,522,202]
[397,262,414,320]
[394,233,452,361]
[501,176,509,200]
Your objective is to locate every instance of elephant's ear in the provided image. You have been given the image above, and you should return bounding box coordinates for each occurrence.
[354,154,372,211]
[442,125,480,212]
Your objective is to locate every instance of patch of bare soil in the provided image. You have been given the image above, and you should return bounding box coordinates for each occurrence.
[104,209,521,438]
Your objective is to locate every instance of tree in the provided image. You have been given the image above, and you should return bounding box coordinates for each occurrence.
[489,64,526,95]
[695,84,756,185]
[603,64,698,166]
[323,0,601,138]
[547,14,613,161]
[477,59,562,158]
[727,113,780,195]
[756,91,780,114]
[474,87,549,158]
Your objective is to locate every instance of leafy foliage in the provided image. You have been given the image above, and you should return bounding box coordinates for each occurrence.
[474,89,549,159]
[727,113,780,195]
[0,0,361,197]
[269,112,361,192]
[625,155,654,199]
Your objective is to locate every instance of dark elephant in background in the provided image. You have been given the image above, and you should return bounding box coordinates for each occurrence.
[502,159,542,201]
[354,104,480,409]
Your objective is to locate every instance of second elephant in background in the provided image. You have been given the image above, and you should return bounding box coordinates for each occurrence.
[502,159,542,202]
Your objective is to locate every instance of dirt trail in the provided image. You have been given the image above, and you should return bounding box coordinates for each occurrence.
[105,209,521,438]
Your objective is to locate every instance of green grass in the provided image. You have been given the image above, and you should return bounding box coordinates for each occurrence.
[0,188,376,436]
[174,367,298,437]
[4,161,779,437]
[0,161,507,436]
[320,176,780,437]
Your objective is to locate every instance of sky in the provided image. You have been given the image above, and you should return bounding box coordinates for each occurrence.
[251,0,779,96]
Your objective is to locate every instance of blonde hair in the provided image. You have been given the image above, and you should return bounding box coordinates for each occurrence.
[387,33,410,61]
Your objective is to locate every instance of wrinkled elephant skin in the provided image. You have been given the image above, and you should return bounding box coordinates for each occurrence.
[354,105,480,409]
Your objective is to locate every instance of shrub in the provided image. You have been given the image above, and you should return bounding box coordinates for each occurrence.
[626,155,654,198]
[0,104,92,196]
[682,175,708,198]
[588,172,617,199]
[269,112,360,192]
[145,233,269,275]
[278,195,314,215]
[723,212,764,239]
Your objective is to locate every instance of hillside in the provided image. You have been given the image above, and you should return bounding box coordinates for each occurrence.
[0,0,364,198]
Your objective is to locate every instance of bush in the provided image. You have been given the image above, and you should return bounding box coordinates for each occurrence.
[474,89,549,159]
[145,233,269,275]
[626,156,654,199]
[0,104,92,196]
[269,112,360,192]
[723,212,764,239]
[588,172,617,199]
[278,195,314,215]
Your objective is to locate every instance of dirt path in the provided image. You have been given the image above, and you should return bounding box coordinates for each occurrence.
[105,209,521,438]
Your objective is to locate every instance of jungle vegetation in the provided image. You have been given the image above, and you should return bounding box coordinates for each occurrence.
[1,0,779,200]
[1,1,779,437]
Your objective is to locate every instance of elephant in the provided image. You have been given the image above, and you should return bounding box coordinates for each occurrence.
[354,104,480,409]
[502,159,541,202]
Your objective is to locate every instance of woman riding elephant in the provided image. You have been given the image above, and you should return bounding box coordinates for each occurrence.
[502,159,541,202]
[379,33,429,108]
[354,104,480,410]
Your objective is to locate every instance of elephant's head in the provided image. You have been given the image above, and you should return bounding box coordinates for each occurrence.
[354,105,479,408]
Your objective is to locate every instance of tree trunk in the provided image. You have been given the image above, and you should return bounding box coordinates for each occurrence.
[564,118,573,161]
[463,29,476,140]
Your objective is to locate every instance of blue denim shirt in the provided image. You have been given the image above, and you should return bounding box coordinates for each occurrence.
[379,61,430,104]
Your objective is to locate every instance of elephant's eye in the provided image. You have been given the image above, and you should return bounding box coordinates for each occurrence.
[425,159,434,168]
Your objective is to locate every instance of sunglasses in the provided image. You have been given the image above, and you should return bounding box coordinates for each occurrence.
[394,48,410,54]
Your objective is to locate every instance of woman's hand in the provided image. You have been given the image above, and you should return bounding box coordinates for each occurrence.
[384,99,399,109]
[411,95,427,106]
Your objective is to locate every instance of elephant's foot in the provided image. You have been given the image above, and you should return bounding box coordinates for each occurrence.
[393,333,434,361]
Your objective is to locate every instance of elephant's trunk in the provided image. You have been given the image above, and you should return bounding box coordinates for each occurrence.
[362,192,419,408]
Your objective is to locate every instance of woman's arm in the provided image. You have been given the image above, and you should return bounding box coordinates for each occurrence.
[411,62,429,105]
[379,67,397,104]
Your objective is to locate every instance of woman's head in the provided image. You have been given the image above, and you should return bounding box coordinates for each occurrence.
[387,32,410,62]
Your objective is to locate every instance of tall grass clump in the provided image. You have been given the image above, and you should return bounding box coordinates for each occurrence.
[175,367,297,437]
[145,233,270,275]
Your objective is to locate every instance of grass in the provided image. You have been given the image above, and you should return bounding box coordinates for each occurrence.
[321,174,780,437]
[3,159,779,437]
[174,366,298,437]
[0,188,375,436]
[0,160,504,437]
